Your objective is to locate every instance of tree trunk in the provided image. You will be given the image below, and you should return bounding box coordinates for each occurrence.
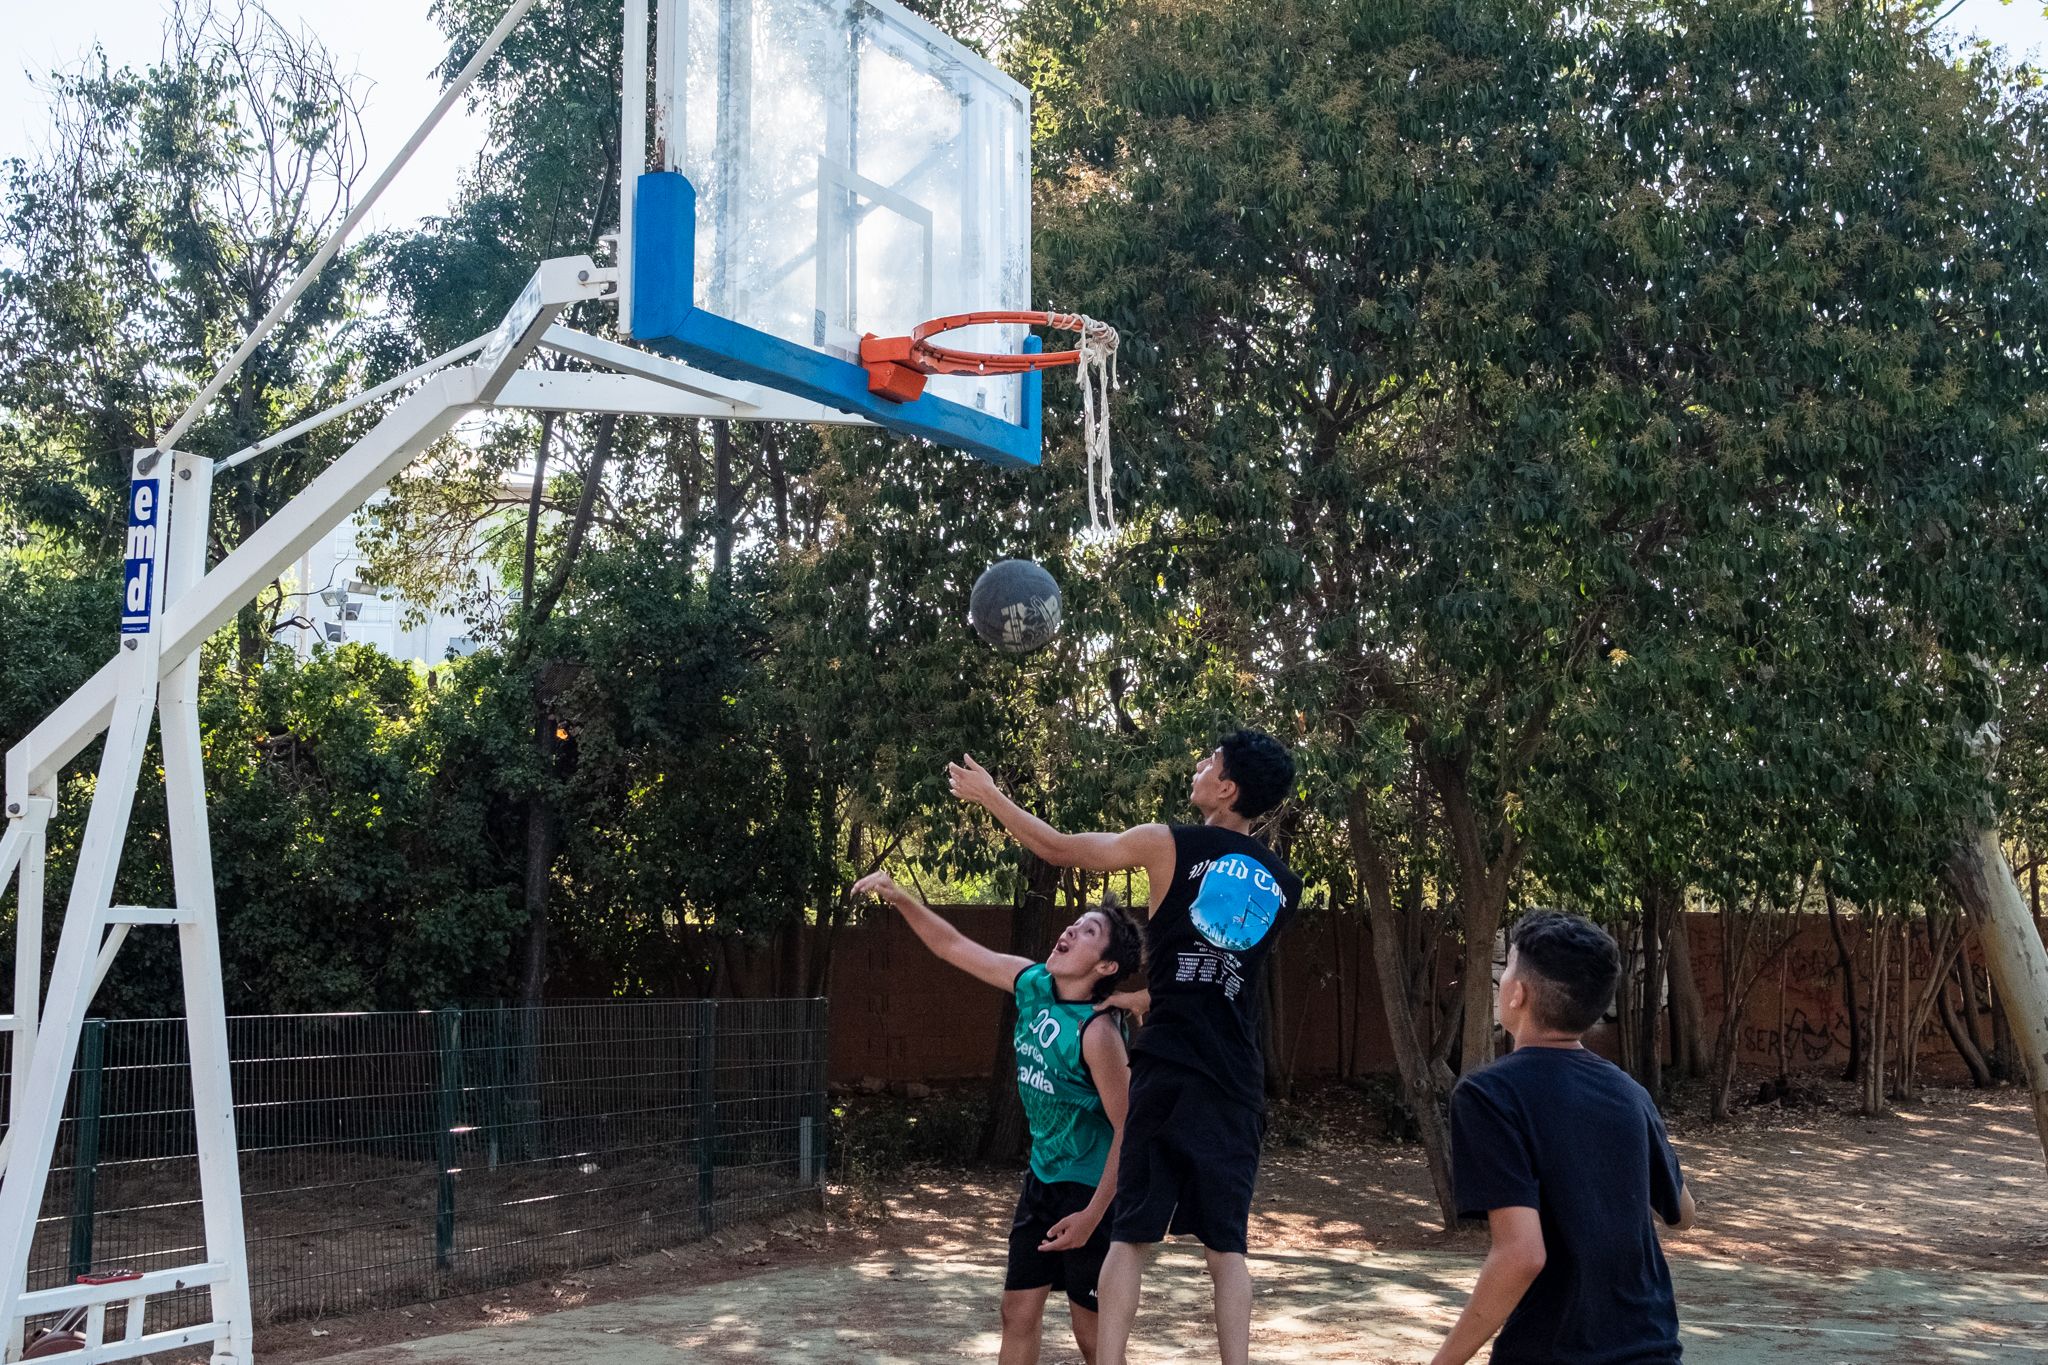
[1665,909,1708,1078]
[510,419,614,1009]
[1826,888,1863,1083]
[807,821,869,999]
[520,414,556,607]
[1614,919,1641,1081]
[1429,996,1463,1094]
[1896,916,1915,1102]
[711,420,738,581]
[1709,904,1746,1122]
[1860,914,1890,1116]
[1990,976,2022,1083]
[1348,787,1456,1225]
[1938,954,1994,1087]
[1458,892,1505,1074]
[1639,887,1667,1098]
[1958,939,1988,1057]
[1428,759,1517,1074]
[1943,828,2048,1164]
[978,852,1059,1163]
[1899,913,1960,1103]
[518,756,557,1008]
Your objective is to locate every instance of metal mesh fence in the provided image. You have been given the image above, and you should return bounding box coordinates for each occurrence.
[0,998,827,1330]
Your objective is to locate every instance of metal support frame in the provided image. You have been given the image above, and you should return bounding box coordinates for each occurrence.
[0,6,1030,1354]
[0,257,616,1363]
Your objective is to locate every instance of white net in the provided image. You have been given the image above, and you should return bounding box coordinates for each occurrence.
[1076,316,1120,532]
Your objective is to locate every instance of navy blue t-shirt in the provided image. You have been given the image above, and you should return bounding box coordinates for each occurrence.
[1450,1046,1687,1365]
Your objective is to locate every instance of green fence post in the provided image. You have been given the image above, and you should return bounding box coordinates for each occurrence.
[434,1008,462,1271]
[694,1000,717,1235]
[67,1019,107,1279]
[482,1009,503,1172]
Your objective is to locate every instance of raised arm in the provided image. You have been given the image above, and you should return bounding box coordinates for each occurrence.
[947,754,1175,890]
[853,871,1031,994]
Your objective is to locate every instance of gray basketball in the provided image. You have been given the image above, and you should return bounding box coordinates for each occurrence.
[970,559,1062,653]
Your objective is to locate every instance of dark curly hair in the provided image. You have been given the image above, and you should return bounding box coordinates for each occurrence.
[1509,910,1621,1034]
[1218,729,1295,819]
[1085,903,1146,1003]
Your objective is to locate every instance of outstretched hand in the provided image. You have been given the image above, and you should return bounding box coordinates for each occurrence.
[946,753,1002,808]
[853,870,905,903]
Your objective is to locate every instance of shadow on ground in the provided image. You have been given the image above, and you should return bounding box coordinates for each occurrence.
[313,1244,2048,1364]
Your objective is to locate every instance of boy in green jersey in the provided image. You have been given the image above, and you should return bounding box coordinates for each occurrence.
[856,871,1140,1365]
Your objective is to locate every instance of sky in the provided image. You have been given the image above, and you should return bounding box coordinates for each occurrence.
[2,0,2046,233]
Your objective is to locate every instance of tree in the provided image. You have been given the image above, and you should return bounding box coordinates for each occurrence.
[1029,0,2048,1203]
[1029,0,1714,1218]
[0,0,380,664]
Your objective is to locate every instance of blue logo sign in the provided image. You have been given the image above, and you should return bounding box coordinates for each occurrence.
[1188,853,1285,952]
[120,479,160,635]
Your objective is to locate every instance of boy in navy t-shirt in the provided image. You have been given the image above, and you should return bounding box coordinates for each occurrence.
[1434,911,1697,1365]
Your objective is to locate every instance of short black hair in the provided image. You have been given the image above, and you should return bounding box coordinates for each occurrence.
[1217,729,1295,818]
[1085,904,1146,1003]
[1508,910,1620,1035]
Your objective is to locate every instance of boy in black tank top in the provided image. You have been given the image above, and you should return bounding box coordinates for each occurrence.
[949,729,1300,1365]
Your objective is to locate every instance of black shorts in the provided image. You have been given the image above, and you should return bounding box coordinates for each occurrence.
[1109,1055,1265,1254]
[1005,1172,1112,1310]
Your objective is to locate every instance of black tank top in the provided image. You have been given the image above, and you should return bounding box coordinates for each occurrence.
[1130,824,1303,1109]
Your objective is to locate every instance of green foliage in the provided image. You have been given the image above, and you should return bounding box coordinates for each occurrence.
[828,1086,992,1178]
[7,0,2048,1025]
[1030,0,2048,926]
[0,554,118,745]
[0,0,402,672]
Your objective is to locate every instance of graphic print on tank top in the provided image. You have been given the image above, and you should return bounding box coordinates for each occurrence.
[1170,851,1288,1001]
[1188,852,1287,951]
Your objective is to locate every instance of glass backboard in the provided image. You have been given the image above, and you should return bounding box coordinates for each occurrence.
[629,0,1037,464]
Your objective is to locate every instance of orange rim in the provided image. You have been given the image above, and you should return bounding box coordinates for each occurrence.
[907,310,1093,375]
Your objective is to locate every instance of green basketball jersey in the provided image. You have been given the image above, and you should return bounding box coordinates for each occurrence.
[1012,963,1115,1187]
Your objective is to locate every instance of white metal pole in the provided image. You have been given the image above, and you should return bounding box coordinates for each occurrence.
[0,794,46,1360]
[216,336,490,473]
[7,797,51,1135]
[158,453,255,1364]
[621,0,648,335]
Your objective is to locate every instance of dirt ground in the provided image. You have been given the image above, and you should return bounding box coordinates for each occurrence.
[246,1077,2048,1362]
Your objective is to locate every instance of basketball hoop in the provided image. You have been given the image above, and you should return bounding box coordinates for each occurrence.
[861,311,1121,531]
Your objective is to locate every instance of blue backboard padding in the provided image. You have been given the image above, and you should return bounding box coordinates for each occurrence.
[630,171,1042,469]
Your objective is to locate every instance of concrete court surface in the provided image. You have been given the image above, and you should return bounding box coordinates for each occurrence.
[315,1243,2048,1364]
